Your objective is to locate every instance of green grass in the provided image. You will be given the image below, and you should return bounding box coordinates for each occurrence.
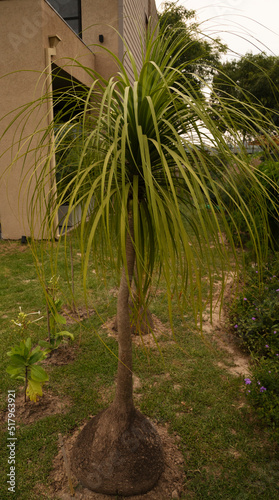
[0,239,279,499]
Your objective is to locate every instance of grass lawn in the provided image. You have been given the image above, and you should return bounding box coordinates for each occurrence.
[0,239,278,499]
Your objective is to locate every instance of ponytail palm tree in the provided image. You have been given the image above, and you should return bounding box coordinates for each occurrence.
[11,25,278,496]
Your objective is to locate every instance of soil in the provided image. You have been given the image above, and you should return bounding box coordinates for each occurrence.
[42,343,79,367]
[200,272,251,377]
[61,305,96,325]
[102,314,174,349]
[0,241,29,254]
[0,391,70,427]
[35,422,185,500]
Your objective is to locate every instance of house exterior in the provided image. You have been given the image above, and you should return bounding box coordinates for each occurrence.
[0,0,157,239]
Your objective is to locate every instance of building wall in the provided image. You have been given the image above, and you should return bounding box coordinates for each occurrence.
[82,0,120,80]
[0,0,157,239]
[81,0,157,82]
[0,0,47,239]
[122,0,155,82]
[0,0,95,239]
[43,1,95,87]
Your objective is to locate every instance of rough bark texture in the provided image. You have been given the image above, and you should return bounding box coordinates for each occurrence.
[113,299,155,336]
[71,217,164,495]
[71,407,164,495]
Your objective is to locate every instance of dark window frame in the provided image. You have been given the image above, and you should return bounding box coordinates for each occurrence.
[47,0,82,38]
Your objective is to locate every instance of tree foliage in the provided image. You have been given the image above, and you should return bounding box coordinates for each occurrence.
[211,52,279,139]
[158,1,227,95]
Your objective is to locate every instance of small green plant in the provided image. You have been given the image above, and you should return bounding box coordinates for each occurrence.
[38,330,74,352]
[11,307,43,339]
[6,338,49,402]
[43,275,74,350]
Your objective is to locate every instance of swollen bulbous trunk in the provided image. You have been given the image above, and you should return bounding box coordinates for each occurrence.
[71,216,164,495]
[71,406,164,495]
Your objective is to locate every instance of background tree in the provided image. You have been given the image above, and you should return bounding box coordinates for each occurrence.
[158,1,227,97]
[211,52,279,142]
[5,23,279,497]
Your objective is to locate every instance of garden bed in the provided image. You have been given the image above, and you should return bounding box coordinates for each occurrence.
[0,240,278,499]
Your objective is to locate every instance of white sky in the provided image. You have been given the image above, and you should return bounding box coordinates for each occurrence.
[156,0,279,60]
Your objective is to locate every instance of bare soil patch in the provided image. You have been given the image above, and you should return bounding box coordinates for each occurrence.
[102,314,173,349]
[201,273,251,377]
[0,241,29,254]
[36,422,185,500]
[0,391,70,427]
[61,305,95,325]
[42,343,78,366]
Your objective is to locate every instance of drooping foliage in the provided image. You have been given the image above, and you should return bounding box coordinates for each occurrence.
[19,24,277,324]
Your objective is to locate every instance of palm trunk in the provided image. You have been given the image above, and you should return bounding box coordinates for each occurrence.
[72,215,164,496]
[114,216,135,413]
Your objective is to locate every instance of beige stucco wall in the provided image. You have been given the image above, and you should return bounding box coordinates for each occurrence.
[0,0,157,239]
[81,0,157,82]
[0,0,95,239]
[42,1,95,86]
[82,0,120,80]
[0,0,47,239]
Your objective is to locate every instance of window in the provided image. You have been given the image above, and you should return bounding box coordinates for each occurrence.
[47,0,82,37]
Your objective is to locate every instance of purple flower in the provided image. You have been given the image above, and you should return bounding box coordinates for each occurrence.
[244,378,252,385]
[265,345,269,348]
[274,331,277,334]
[244,297,247,301]
[276,289,279,292]
[252,317,256,321]
[260,387,267,392]
[268,371,271,374]
[234,324,238,328]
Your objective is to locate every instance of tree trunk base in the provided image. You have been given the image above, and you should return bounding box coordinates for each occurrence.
[71,406,164,496]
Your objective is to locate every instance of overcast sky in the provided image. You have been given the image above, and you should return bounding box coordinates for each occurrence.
[156,0,279,60]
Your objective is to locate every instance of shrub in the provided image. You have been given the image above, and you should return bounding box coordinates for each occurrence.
[244,352,279,441]
[230,257,279,355]
[230,254,279,440]
[221,157,279,252]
